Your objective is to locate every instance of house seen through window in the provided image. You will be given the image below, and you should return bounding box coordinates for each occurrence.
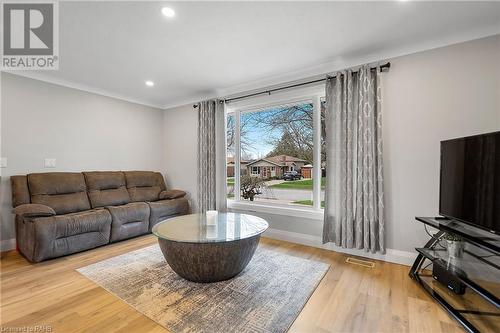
[226,99,326,209]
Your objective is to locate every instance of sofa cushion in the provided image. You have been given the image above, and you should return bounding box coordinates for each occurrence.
[106,202,150,242]
[11,175,30,207]
[25,209,112,262]
[148,197,189,230]
[28,173,91,215]
[124,171,167,202]
[84,171,130,208]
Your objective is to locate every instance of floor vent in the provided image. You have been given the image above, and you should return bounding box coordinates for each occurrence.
[345,257,375,268]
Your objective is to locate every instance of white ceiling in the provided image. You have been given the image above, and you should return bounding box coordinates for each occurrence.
[9,1,500,109]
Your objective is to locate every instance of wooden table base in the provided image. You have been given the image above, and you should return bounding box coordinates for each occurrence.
[158,235,261,283]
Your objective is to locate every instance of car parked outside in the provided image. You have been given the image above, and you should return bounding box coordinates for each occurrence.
[282,170,302,181]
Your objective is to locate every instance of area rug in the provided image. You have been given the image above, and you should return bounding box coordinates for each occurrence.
[77,245,329,333]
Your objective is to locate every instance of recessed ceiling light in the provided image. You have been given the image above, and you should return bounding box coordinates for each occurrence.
[161,7,175,18]
[145,80,154,87]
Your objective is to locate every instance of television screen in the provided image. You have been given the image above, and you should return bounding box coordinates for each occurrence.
[440,131,500,234]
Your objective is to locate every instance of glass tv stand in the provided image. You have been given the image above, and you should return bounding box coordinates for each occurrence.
[409,217,500,333]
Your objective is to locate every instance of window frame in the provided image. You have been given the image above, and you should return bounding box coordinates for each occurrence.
[226,86,324,218]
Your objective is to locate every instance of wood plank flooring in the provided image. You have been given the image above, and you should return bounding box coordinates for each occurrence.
[0,236,465,332]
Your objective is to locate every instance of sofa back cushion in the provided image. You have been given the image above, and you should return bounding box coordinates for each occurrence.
[83,171,130,208]
[28,173,91,214]
[124,171,166,202]
[11,175,31,207]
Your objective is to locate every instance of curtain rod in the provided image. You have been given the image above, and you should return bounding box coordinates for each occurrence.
[193,62,390,108]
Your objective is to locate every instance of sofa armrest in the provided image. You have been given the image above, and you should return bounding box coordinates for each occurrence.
[159,189,186,200]
[13,204,56,218]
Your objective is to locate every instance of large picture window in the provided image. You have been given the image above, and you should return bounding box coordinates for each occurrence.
[227,89,325,213]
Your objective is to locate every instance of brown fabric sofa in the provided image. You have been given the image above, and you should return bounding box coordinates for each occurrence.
[11,171,189,262]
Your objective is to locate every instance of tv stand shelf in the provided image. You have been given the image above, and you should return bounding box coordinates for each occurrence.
[415,217,500,253]
[410,217,500,333]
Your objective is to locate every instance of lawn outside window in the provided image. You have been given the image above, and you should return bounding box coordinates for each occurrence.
[225,86,325,216]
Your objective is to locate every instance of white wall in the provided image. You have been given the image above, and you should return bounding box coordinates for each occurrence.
[383,35,500,252]
[162,35,500,256]
[0,73,165,244]
[162,104,198,210]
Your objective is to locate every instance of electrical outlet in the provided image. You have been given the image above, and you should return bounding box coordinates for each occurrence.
[44,158,56,168]
[0,157,7,168]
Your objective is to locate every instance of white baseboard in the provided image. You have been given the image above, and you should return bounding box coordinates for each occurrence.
[263,228,417,266]
[0,238,16,252]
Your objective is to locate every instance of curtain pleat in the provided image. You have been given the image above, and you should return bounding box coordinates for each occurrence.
[323,65,385,253]
[197,100,227,213]
[215,101,228,212]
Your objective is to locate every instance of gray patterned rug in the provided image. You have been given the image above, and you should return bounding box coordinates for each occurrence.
[77,244,329,333]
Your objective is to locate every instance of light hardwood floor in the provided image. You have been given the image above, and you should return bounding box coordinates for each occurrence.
[0,235,464,333]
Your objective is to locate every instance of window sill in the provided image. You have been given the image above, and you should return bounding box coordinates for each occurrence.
[227,200,324,220]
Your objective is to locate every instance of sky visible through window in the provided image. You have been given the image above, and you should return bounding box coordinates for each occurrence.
[236,102,314,161]
[241,110,280,159]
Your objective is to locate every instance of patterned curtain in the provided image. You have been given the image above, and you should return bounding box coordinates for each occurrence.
[197,99,227,213]
[322,65,385,253]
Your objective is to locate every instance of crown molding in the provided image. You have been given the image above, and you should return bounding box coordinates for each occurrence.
[216,28,500,99]
[2,71,164,109]
[161,92,220,110]
[5,28,499,112]
[166,28,500,110]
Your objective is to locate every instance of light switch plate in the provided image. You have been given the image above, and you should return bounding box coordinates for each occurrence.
[44,158,56,168]
[0,157,7,168]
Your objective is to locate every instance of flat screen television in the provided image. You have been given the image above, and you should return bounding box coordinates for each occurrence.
[440,131,500,234]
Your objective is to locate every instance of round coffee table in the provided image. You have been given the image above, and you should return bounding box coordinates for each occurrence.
[152,212,268,283]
